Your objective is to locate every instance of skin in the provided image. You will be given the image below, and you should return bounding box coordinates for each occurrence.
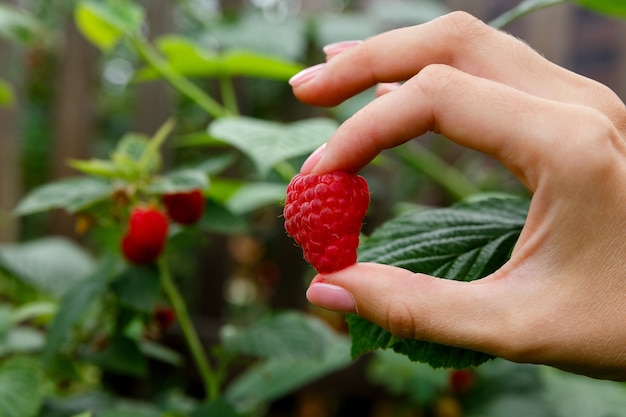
[289,11,626,381]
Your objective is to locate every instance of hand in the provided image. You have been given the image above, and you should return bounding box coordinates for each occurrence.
[289,11,626,380]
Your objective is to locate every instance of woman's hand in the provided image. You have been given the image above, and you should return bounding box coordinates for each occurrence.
[290,11,626,380]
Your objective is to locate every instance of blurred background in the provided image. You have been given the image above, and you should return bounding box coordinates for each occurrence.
[1,1,626,416]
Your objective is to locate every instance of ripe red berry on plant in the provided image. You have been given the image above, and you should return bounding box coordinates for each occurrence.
[283,171,370,273]
[153,305,176,332]
[162,189,205,225]
[121,206,169,264]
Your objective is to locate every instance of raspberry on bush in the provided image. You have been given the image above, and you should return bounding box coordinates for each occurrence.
[162,189,205,225]
[121,206,169,264]
[283,171,370,273]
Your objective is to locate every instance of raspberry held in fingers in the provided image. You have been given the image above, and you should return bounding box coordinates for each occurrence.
[283,171,370,273]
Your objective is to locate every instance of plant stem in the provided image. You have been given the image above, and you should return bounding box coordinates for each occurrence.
[158,258,219,400]
[393,144,481,201]
[489,0,570,29]
[219,76,239,116]
[131,37,228,119]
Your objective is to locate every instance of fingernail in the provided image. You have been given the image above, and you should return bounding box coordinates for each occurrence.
[306,282,356,313]
[323,40,362,58]
[289,63,325,87]
[300,143,326,174]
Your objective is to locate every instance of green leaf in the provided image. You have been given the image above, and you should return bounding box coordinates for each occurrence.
[0,357,43,417]
[575,0,626,18]
[110,265,160,313]
[148,169,209,194]
[136,35,302,81]
[15,176,113,215]
[74,0,144,52]
[224,334,352,413]
[349,195,529,369]
[199,199,249,235]
[209,116,338,177]
[43,257,117,360]
[98,399,162,417]
[138,340,183,367]
[212,13,306,61]
[220,312,341,360]
[83,335,147,377]
[191,153,237,175]
[0,326,46,356]
[191,399,242,417]
[111,133,159,180]
[225,182,286,215]
[0,79,14,107]
[0,4,42,44]
[11,301,57,324]
[367,349,449,406]
[68,158,120,179]
[220,50,303,80]
[0,237,96,298]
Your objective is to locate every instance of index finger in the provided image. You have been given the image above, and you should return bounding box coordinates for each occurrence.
[292,11,622,119]
[305,63,617,191]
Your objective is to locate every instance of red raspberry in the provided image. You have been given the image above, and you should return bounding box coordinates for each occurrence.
[121,207,169,264]
[283,172,369,273]
[162,189,205,225]
[449,369,476,397]
[153,305,176,332]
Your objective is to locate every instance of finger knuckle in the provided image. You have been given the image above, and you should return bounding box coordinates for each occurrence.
[414,64,456,96]
[383,299,422,340]
[440,11,490,44]
[572,108,625,170]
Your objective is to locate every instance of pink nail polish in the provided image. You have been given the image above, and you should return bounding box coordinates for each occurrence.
[289,63,325,87]
[323,40,362,57]
[300,143,326,174]
[306,282,356,313]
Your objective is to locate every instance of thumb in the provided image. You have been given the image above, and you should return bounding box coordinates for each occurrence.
[307,262,520,358]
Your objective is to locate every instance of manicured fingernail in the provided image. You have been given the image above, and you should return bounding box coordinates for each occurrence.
[306,282,356,313]
[323,40,362,58]
[289,63,325,87]
[300,143,326,174]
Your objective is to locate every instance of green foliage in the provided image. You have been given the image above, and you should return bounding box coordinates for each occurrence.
[43,256,117,361]
[222,312,352,413]
[0,4,43,44]
[0,357,44,417]
[74,0,144,51]
[0,237,96,297]
[136,35,303,81]
[209,116,338,177]
[348,195,528,368]
[0,79,14,107]
[14,177,113,216]
[3,0,626,415]
[575,0,626,17]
